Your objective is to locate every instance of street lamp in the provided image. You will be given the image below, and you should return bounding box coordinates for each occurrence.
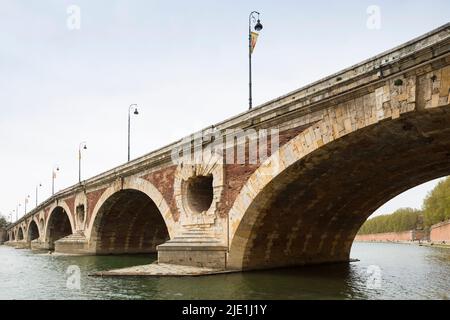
[79,142,87,183]
[128,104,139,162]
[35,183,42,207]
[24,195,30,215]
[15,204,21,221]
[248,11,263,110]
[52,165,59,195]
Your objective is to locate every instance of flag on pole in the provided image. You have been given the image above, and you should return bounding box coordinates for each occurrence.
[250,32,259,54]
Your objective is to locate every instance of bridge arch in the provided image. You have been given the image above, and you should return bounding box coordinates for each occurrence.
[87,177,172,254]
[45,205,74,250]
[27,219,40,242]
[17,227,24,241]
[228,103,450,270]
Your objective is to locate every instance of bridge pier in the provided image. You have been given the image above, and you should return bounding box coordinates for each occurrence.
[157,240,228,269]
[54,240,89,255]
[7,241,31,249]
[54,232,90,255]
[30,240,51,252]
[3,241,14,247]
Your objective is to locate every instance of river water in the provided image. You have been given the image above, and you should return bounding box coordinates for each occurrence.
[0,242,449,300]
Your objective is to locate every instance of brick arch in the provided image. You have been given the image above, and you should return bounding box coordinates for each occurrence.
[227,102,450,270]
[86,176,174,239]
[27,219,40,242]
[44,203,75,249]
[44,202,75,239]
[85,176,174,254]
[17,227,24,241]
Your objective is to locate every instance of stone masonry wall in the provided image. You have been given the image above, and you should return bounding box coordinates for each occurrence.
[354,230,422,242]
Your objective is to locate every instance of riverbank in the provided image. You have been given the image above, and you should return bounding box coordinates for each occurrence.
[354,230,427,242]
[354,240,450,249]
[418,242,450,249]
[356,220,450,244]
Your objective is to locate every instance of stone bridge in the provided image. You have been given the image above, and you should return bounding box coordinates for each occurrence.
[5,24,450,271]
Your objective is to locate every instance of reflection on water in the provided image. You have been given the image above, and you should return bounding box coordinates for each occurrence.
[0,242,449,300]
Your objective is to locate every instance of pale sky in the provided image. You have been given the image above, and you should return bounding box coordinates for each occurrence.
[0,0,449,221]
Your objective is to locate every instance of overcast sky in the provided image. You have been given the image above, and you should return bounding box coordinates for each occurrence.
[0,0,448,221]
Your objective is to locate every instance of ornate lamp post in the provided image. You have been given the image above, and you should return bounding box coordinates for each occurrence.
[79,142,87,183]
[128,104,139,162]
[52,165,59,195]
[35,183,42,206]
[15,204,21,221]
[248,11,263,110]
[24,195,30,215]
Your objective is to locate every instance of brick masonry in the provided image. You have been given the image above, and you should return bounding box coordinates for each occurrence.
[430,220,450,243]
[354,230,427,242]
[86,187,107,227]
[64,197,75,219]
[143,166,178,221]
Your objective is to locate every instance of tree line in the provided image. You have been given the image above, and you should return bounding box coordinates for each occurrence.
[359,176,450,234]
[422,177,450,227]
[358,208,421,234]
[0,215,9,229]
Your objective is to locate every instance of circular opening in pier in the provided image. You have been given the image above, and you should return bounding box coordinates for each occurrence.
[185,175,214,214]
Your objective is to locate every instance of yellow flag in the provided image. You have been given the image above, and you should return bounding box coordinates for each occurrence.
[250,32,259,54]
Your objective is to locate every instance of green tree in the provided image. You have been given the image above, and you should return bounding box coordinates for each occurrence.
[358,208,421,234]
[423,177,450,227]
[0,214,10,228]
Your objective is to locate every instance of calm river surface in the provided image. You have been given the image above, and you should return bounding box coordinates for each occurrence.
[0,242,449,300]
